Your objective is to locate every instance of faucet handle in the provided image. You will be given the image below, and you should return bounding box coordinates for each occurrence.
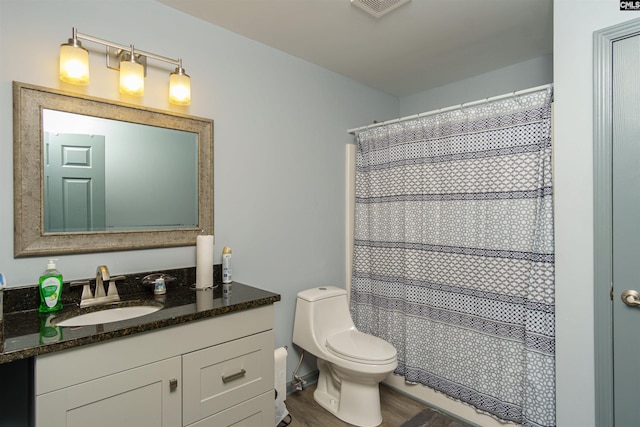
[70,280,92,302]
[142,273,176,286]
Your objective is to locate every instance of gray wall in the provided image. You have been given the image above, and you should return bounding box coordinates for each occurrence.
[398,54,553,117]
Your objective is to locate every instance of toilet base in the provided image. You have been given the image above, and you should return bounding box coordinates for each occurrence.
[313,359,383,427]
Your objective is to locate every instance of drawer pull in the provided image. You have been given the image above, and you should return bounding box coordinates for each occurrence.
[222,369,246,384]
[169,378,178,392]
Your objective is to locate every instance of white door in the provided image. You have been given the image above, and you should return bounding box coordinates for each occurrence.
[44,132,106,232]
[612,33,640,427]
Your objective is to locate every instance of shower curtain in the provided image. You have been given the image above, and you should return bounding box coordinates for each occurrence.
[350,87,555,427]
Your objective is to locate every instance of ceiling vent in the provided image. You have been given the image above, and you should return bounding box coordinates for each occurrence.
[351,0,411,18]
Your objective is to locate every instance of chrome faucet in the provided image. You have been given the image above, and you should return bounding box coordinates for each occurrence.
[70,265,126,308]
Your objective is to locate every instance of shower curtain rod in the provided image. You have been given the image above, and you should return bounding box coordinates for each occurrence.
[347,83,552,135]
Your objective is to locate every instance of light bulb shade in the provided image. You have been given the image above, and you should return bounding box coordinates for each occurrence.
[59,43,89,85]
[119,60,144,96]
[169,71,191,106]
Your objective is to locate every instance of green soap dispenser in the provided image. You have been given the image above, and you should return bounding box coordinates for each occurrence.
[39,313,63,344]
[38,259,63,313]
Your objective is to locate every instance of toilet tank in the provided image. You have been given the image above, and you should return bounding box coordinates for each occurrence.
[292,286,355,356]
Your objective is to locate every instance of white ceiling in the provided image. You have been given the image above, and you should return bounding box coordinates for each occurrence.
[156,0,553,97]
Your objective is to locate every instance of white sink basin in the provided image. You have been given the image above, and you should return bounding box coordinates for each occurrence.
[54,306,161,327]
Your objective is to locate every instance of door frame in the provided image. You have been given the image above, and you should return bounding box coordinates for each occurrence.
[593,17,640,427]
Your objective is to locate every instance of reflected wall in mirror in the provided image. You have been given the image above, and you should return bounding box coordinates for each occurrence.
[13,81,213,257]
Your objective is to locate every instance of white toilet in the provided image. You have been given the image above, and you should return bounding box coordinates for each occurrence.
[292,286,397,427]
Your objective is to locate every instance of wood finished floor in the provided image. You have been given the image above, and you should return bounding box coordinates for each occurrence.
[284,383,472,427]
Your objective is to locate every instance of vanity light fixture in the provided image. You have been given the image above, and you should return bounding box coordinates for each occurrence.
[119,45,145,96]
[59,27,191,105]
[169,62,191,106]
[59,28,89,85]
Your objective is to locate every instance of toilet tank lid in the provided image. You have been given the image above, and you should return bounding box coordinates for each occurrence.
[297,286,346,302]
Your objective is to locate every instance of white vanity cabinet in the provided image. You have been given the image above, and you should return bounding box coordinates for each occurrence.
[35,305,275,427]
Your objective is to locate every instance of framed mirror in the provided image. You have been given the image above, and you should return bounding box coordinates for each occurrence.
[13,81,213,257]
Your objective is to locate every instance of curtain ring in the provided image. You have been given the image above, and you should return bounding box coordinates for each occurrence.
[512,91,523,106]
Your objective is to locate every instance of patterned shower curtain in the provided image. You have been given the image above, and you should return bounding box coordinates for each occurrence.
[351,87,555,427]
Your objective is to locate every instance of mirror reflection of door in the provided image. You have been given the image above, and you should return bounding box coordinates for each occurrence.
[44,132,106,232]
[42,109,199,232]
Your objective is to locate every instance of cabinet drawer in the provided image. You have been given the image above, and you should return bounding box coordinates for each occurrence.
[186,391,273,427]
[183,331,274,426]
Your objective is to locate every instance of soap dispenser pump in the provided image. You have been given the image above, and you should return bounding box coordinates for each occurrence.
[38,259,63,313]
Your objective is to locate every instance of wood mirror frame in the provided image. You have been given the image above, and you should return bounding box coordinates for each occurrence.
[13,81,213,257]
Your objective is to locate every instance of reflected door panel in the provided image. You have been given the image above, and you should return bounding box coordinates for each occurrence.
[44,133,106,232]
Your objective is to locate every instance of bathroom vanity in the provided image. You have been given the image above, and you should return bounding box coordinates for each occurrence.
[3,83,283,426]
[36,305,274,426]
[0,273,280,427]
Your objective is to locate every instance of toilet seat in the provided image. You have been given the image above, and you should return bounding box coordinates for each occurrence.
[326,330,397,365]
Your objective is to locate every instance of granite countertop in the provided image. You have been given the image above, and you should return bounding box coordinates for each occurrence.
[0,266,280,364]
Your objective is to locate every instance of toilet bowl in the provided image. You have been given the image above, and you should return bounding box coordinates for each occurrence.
[292,286,397,427]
